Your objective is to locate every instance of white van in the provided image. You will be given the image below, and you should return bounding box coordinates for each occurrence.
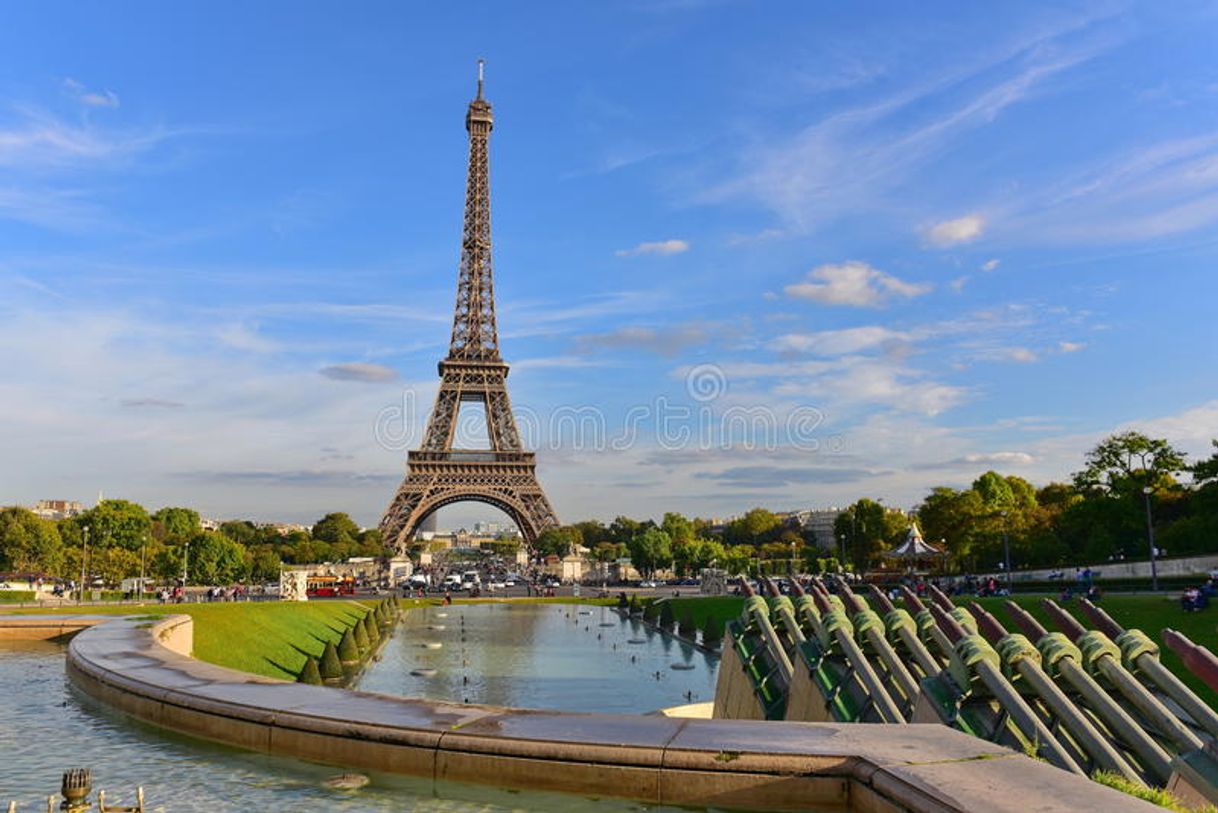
[461,570,481,590]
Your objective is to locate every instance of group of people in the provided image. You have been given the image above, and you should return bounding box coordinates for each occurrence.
[1181,579,1216,612]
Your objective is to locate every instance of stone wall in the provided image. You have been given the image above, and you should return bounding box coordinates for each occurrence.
[58,614,1161,813]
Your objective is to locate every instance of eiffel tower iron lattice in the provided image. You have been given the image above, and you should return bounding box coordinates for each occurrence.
[379,62,558,553]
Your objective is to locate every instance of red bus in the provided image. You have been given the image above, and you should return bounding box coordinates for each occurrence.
[306,575,355,598]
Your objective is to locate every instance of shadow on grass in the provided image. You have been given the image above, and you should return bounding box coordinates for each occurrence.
[264,656,300,680]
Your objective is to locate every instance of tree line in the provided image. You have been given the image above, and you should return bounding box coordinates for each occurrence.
[0,503,382,586]
[534,431,1218,577]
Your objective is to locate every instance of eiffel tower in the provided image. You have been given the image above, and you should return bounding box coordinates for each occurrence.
[380,62,558,554]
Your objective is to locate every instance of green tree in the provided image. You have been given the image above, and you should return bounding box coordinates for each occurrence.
[722,544,754,576]
[724,508,781,547]
[608,516,642,546]
[1192,440,1218,485]
[151,507,200,542]
[661,512,694,546]
[311,513,362,547]
[218,520,258,546]
[249,546,282,582]
[188,532,251,584]
[534,527,579,558]
[626,527,672,578]
[572,520,611,547]
[1074,431,1187,496]
[77,499,152,552]
[0,507,63,574]
[834,499,889,571]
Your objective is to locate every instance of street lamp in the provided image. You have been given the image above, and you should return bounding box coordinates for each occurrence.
[999,510,1011,591]
[138,533,147,605]
[1142,486,1159,592]
[79,525,89,605]
[182,539,190,586]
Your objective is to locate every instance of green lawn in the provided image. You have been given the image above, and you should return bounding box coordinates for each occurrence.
[2,600,374,680]
[667,593,1218,707]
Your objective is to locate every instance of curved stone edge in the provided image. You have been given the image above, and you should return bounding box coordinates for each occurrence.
[61,615,1159,813]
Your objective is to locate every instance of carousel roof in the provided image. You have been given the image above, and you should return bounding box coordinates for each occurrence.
[888,522,944,558]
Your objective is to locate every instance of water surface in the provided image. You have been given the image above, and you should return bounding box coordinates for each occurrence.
[358,603,719,713]
[0,639,701,812]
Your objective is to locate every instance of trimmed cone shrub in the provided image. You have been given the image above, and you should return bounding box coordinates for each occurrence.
[628,593,642,615]
[643,599,660,621]
[338,627,360,663]
[679,612,696,638]
[298,657,322,685]
[353,618,370,651]
[659,600,676,629]
[701,616,724,646]
[319,641,343,680]
[362,612,380,644]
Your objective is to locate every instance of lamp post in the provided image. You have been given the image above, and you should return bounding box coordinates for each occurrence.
[1142,485,1159,592]
[1000,510,1011,591]
[138,534,147,605]
[79,525,89,605]
[182,539,190,586]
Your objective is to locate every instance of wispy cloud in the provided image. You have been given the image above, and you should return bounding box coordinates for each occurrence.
[926,214,985,246]
[318,362,399,383]
[615,239,690,257]
[576,322,722,356]
[699,18,1116,229]
[120,397,185,409]
[770,326,908,356]
[783,261,930,307]
[62,78,120,109]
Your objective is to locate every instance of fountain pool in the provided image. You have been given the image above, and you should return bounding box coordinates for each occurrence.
[357,603,719,713]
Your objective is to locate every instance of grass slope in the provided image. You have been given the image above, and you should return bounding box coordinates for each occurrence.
[2,600,371,681]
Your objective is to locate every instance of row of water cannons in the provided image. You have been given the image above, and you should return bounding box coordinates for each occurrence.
[6,769,143,813]
[713,576,1218,806]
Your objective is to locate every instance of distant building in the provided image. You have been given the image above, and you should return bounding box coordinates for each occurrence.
[801,508,845,551]
[258,522,310,536]
[31,500,84,520]
[200,518,222,531]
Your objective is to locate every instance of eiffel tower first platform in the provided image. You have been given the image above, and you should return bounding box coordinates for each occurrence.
[379,62,558,554]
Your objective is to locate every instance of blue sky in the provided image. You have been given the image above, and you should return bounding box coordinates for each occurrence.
[2,2,1217,528]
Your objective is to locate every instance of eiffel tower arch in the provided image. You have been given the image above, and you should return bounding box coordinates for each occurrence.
[380,62,559,554]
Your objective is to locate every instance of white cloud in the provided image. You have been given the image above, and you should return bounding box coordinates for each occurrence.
[949,276,970,292]
[770,326,908,356]
[927,214,985,246]
[962,451,1035,465]
[63,78,120,108]
[1057,341,1086,353]
[981,258,1000,272]
[615,239,689,257]
[783,261,930,307]
[972,346,1038,364]
[700,22,1112,230]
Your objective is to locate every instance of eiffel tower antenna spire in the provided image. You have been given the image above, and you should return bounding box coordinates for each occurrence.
[379,65,558,553]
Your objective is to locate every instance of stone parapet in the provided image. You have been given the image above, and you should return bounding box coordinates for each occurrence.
[63,615,1159,812]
